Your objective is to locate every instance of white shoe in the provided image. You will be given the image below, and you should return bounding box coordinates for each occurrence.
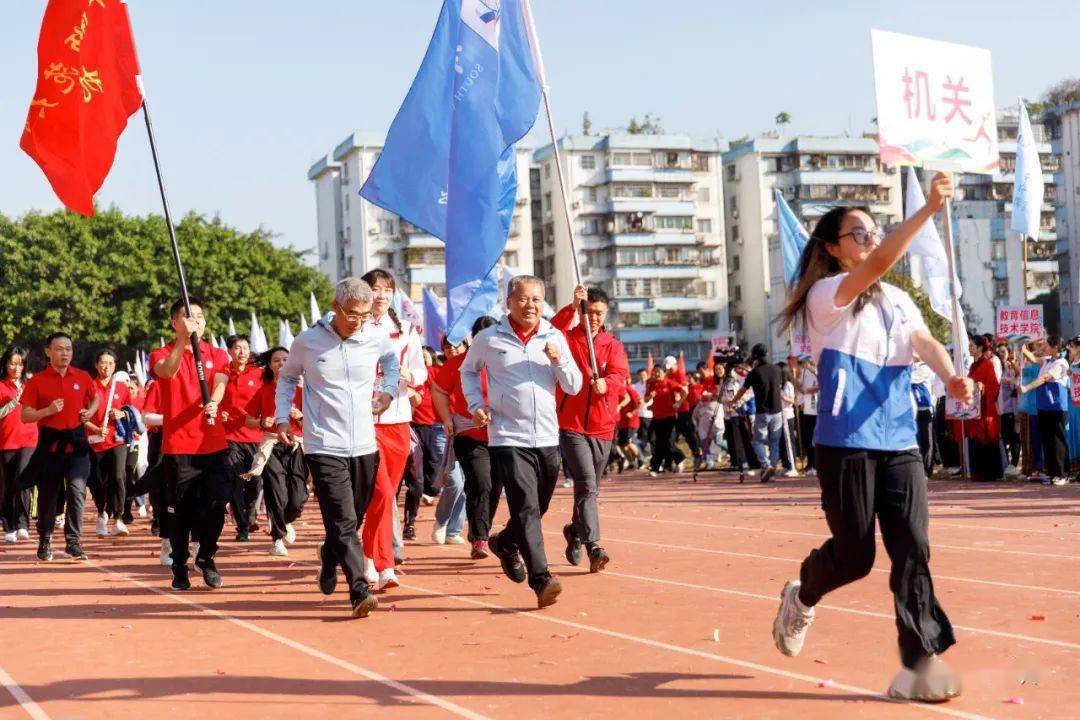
[55,516,64,528]
[137,504,148,518]
[431,522,448,545]
[159,539,173,566]
[649,471,659,477]
[270,539,289,557]
[887,654,962,702]
[772,579,814,657]
[377,567,399,591]
[96,514,109,537]
[446,535,466,545]
[1004,464,1019,477]
[114,520,130,536]
[17,528,30,540]
[805,468,817,477]
[675,461,685,473]
[285,523,297,544]
[562,479,572,488]
[363,556,378,585]
[784,469,800,478]
[745,470,758,478]
[1051,476,1068,486]
[421,494,436,506]
[3,531,16,543]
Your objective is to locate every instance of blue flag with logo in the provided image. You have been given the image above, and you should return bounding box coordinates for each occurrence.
[1011,99,1045,240]
[423,287,448,347]
[360,0,542,344]
[775,189,808,286]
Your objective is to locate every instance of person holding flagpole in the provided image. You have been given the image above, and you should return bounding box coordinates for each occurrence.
[461,275,581,607]
[274,278,398,619]
[772,173,975,703]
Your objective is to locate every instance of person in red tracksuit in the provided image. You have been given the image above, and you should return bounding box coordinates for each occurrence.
[551,284,629,573]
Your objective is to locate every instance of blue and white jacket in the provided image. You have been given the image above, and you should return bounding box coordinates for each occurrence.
[460,316,582,448]
[1034,356,1069,412]
[807,274,928,451]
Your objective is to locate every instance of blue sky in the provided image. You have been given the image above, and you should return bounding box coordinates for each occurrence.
[1,0,1075,258]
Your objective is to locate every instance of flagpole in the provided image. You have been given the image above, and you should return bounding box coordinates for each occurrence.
[141,99,212,408]
[939,195,969,482]
[521,0,600,379]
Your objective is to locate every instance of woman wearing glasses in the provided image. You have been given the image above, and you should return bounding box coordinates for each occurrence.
[771,173,975,703]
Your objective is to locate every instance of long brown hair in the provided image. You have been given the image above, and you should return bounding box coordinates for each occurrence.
[778,206,882,332]
[361,268,403,334]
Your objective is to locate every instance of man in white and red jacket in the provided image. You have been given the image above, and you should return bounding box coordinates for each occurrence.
[551,284,629,573]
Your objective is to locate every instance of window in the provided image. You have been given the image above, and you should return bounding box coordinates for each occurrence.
[654,215,693,230]
[406,248,445,266]
[544,192,552,211]
[502,250,519,266]
[991,241,1006,261]
[691,153,710,172]
[583,218,600,235]
[993,279,1009,299]
[731,255,740,271]
[658,185,681,199]
[730,225,740,241]
[701,312,718,329]
[586,187,597,203]
[733,285,742,302]
[728,195,737,212]
[612,151,632,166]
[343,191,349,210]
[580,154,596,169]
[697,187,710,203]
[379,218,396,234]
[544,163,551,178]
[696,218,713,233]
[612,184,653,198]
[341,163,349,182]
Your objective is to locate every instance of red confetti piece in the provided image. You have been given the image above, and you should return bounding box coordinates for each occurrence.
[1030,615,1046,621]
[1002,697,1024,705]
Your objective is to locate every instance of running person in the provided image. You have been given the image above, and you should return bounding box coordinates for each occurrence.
[772,173,973,702]
[85,349,132,538]
[221,334,265,542]
[274,277,397,619]
[19,332,98,561]
[150,297,232,591]
[551,284,628,574]
[461,275,582,608]
[1,346,37,544]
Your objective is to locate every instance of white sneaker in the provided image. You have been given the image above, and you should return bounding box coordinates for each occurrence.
[649,470,659,477]
[887,654,962,702]
[137,504,148,518]
[114,520,130,536]
[772,579,814,657]
[675,461,685,473]
[784,469,800,478]
[96,514,109,537]
[805,468,817,477]
[745,469,758,478]
[285,523,297,544]
[446,535,466,545]
[55,516,64,528]
[363,556,378,585]
[270,539,289,557]
[16,528,29,540]
[562,479,572,488]
[1051,476,1068,486]
[1004,464,1019,477]
[3,531,16,543]
[159,539,173,566]
[431,522,448,545]
[421,494,436,506]
[377,567,399,591]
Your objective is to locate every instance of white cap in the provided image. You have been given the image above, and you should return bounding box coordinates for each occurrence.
[664,355,677,370]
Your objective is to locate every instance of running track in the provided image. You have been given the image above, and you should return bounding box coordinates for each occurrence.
[1,473,1077,719]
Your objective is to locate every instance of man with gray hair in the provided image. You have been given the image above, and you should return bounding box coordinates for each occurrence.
[274,277,399,618]
[461,275,582,608]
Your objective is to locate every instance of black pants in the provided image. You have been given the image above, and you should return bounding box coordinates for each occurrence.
[402,427,427,526]
[455,435,501,542]
[636,418,653,455]
[675,411,701,459]
[491,445,559,591]
[799,445,955,669]
[92,445,128,518]
[226,441,262,532]
[0,447,33,532]
[559,431,610,546]
[1000,413,1020,467]
[413,424,440,496]
[1037,410,1068,479]
[969,438,1003,481]
[934,397,960,468]
[915,409,934,477]
[306,452,379,603]
[262,443,308,540]
[649,417,684,472]
[121,443,140,522]
[163,452,230,566]
[799,414,817,470]
[35,450,91,546]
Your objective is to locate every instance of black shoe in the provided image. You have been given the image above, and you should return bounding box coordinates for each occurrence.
[172,564,191,591]
[196,557,224,589]
[489,531,526,583]
[235,530,250,542]
[37,539,53,562]
[760,466,775,483]
[316,542,337,596]
[351,593,379,618]
[536,577,563,609]
[64,543,89,560]
[588,545,610,573]
[250,522,261,533]
[403,523,416,541]
[150,519,159,536]
[563,523,582,566]
[121,514,135,525]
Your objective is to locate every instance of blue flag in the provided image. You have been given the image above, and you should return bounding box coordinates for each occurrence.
[1011,99,1045,240]
[360,0,542,344]
[775,189,809,286]
[423,287,448,348]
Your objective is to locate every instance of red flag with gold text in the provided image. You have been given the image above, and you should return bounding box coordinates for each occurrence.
[20,0,143,216]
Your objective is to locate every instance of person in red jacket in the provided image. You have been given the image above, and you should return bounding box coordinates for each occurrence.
[551,285,629,573]
[221,334,265,542]
[0,346,37,544]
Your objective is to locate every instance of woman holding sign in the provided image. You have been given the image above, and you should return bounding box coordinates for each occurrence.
[772,173,974,703]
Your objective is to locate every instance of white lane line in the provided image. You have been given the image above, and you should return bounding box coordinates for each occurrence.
[395,580,992,720]
[597,512,1080,564]
[0,662,51,720]
[89,562,491,720]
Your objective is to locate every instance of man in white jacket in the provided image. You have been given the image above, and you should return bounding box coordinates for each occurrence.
[274,278,398,619]
[461,275,582,608]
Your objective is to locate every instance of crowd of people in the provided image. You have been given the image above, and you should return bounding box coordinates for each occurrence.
[1,172,1078,704]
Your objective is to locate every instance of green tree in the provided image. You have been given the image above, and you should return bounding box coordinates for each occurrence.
[775,111,792,129]
[626,113,662,135]
[0,208,333,370]
[581,111,592,136]
[883,270,952,344]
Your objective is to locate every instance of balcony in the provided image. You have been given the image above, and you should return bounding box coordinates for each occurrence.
[603,168,694,184]
[610,231,698,247]
[601,198,695,215]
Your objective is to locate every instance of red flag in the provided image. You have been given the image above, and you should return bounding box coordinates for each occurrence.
[706,349,715,374]
[677,351,686,377]
[20,0,143,216]
[646,353,654,375]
